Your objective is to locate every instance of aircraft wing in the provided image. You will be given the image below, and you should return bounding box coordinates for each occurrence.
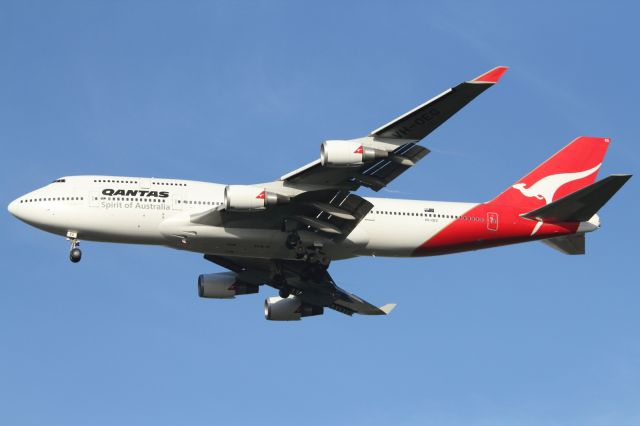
[281,66,508,192]
[204,254,396,316]
[193,67,507,241]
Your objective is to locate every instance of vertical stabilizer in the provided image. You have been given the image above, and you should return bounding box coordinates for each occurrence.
[490,136,610,212]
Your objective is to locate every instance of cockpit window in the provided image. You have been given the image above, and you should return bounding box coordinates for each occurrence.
[52,178,66,183]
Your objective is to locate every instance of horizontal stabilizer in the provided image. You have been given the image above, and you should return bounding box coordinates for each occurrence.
[378,303,397,315]
[542,234,585,255]
[521,174,632,222]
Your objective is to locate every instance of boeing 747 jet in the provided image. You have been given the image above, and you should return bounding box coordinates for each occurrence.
[8,67,631,320]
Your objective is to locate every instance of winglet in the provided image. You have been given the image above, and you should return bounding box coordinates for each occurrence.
[471,66,509,84]
[379,304,397,315]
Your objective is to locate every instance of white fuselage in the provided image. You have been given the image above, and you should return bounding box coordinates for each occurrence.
[8,175,480,260]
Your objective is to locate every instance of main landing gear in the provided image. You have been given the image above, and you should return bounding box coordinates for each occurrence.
[284,232,330,266]
[282,232,330,284]
[272,231,331,299]
[67,231,82,263]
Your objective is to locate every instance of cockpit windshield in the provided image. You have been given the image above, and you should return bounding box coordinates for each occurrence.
[52,178,66,183]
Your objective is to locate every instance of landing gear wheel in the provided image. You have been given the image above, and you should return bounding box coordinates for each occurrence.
[285,233,301,249]
[70,247,82,263]
[279,288,291,299]
[294,243,306,258]
[68,234,81,263]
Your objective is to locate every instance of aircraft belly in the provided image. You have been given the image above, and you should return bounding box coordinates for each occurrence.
[158,218,361,260]
[65,204,166,244]
[360,219,441,256]
[175,226,284,258]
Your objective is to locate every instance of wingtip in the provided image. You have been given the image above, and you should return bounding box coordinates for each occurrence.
[379,303,397,315]
[471,66,509,84]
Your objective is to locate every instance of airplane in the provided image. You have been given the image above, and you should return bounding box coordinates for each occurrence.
[7,66,631,321]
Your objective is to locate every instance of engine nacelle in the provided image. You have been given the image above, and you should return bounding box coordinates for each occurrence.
[198,272,259,299]
[224,185,289,211]
[264,296,324,321]
[320,140,387,167]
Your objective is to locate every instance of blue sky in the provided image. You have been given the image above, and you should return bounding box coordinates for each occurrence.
[1,1,638,425]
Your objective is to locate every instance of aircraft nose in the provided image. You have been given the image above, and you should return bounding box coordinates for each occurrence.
[8,198,19,217]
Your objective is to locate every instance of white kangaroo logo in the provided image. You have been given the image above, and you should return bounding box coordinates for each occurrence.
[512,164,601,205]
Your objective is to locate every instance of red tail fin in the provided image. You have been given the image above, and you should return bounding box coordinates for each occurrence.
[490,136,611,211]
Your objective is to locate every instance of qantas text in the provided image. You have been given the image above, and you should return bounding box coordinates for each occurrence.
[102,189,169,198]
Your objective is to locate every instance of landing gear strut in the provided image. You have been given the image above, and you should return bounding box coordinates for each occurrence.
[67,232,82,263]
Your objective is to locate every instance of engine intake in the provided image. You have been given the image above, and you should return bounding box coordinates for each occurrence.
[264,296,324,321]
[320,140,388,167]
[224,185,289,211]
[198,272,259,299]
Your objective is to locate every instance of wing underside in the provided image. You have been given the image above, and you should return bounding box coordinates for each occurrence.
[204,254,395,316]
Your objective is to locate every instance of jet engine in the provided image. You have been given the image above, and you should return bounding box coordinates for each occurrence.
[320,140,387,167]
[224,185,289,211]
[198,272,259,299]
[264,296,324,321]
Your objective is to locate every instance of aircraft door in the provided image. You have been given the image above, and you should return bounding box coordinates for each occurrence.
[89,191,101,207]
[139,178,151,189]
[172,192,183,210]
[487,212,498,231]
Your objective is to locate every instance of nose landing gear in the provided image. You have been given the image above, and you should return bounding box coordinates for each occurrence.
[67,231,82,263]
[70,246,82,263]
